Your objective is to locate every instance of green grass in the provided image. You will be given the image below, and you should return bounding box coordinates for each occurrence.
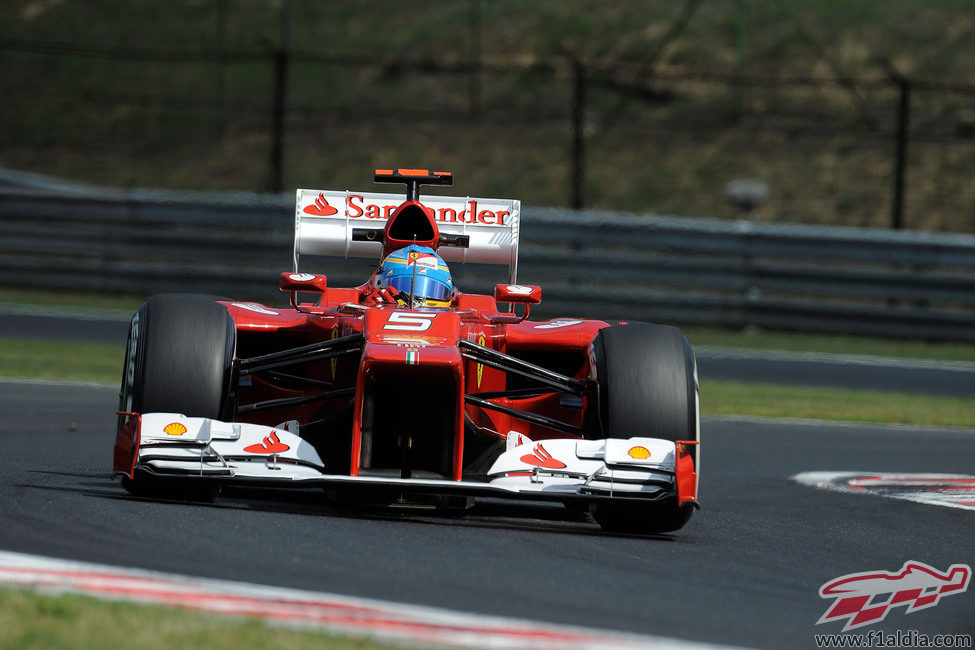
[0,288,146,314]
[1,333,972,429]
[2,288,975,428]
[2,289,972,428]
[0,587,394,650]
[0,339,123,385]
[6,288,975,362]
[701,379,975,429]
[681,326,975,363]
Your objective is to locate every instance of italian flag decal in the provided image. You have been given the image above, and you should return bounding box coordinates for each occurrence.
[406,349,419,365]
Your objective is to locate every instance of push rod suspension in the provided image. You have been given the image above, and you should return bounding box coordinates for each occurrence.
[459,340,587,396]
[465,395,582,436]
[238,388,356,414]
[237,333,363,376]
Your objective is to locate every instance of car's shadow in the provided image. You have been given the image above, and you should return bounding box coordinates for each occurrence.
[23,471,684,542]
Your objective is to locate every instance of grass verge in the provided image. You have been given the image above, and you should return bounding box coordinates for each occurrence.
[0,339,123,385]
[701,379,975,429]
[0,288,147,314]
[682,326,975,364]
[0,587,392,650]
[5,287,975,362]
[1,337,972,429]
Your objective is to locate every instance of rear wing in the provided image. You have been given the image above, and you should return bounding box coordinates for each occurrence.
[294,189,521,282]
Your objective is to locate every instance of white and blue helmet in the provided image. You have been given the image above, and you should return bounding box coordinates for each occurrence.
[375,244,453,307]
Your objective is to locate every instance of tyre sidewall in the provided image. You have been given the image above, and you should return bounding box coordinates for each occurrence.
[119,294,236,422]
[593,322,699,446]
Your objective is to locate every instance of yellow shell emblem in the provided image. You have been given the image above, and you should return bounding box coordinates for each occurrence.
[164,422,187,436]
[627,445,651,459]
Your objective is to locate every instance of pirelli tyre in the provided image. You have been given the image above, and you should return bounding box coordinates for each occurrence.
[589,323,700,534]
[118,294,236,500]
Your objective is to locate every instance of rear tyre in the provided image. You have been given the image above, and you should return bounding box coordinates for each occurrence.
[118,294,236,501]
[589,323,699,534]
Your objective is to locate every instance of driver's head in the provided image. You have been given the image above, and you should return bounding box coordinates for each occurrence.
[375,244,453,308]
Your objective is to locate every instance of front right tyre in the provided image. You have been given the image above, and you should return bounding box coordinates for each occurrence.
[118,293,236,500]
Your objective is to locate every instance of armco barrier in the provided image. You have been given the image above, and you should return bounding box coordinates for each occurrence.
[1,182,974,341]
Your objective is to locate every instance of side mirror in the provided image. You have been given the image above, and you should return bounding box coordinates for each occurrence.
[280,272,328,293]
[494,284,541,304]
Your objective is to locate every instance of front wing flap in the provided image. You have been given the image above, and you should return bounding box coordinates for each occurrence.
[113,412,327,483]
[114,413,697,506]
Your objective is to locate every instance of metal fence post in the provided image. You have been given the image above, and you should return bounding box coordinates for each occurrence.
[468,0,482,119]
[269,48,288,194]
[570,60,587,210]
[269,0,292,194]
[892,78,911,230]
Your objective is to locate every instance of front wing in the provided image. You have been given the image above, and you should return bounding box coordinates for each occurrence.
[114,413,698,507]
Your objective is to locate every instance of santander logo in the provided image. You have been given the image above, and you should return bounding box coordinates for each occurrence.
[303,193,338,216]
[243,431,290,455]
[520,444,567,469]
[303,192,509,226]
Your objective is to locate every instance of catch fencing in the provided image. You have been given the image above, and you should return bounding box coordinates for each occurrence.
[1,181,974,341]
[4,35,975,233]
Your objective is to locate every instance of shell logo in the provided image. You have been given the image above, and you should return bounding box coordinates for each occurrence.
[627,445,651,459]
[164,422,187,436]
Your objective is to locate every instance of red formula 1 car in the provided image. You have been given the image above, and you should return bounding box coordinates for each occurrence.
[113,169,700,533]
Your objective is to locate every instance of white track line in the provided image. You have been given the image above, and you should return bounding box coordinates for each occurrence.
[794,472,975,512]
[0,376,115,388]
[0,550,746,650]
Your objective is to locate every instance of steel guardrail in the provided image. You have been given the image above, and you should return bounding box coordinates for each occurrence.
[1,184,974,340]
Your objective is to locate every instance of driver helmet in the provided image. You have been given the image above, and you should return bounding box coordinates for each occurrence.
[375,244,454,308]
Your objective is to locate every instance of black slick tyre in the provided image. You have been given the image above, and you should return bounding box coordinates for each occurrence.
[589,323,699,534]
[118,294,236,500]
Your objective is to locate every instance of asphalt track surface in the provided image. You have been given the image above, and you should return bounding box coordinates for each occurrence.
[0,381,971,649]
[5,308,975,396]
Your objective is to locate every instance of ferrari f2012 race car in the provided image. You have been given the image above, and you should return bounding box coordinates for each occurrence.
[113,169,700,534]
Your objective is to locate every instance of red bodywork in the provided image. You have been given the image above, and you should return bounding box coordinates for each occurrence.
[224,286,609,482]
[217,172,618,483]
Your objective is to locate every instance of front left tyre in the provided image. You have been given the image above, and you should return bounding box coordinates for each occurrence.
[588,322,700,534]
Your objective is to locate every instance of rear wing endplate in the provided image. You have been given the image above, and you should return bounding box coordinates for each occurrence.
[294,189,521,282]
